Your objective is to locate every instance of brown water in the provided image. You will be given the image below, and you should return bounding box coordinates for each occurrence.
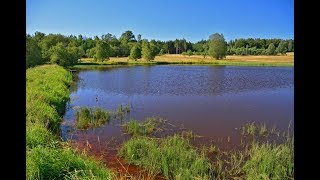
[61,65,293,174]
[62,65,293,137]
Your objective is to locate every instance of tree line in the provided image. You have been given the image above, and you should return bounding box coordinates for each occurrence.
[26,30,294,68]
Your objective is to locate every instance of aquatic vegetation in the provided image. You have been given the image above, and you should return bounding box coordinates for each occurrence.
[75,107,110,129]
[243,137,294,179]
[181,129,194,139]
[259,123,268,136]
[118,135,213,179]
[113,104,131,120]
[122,116,162,136]
[242,122,257,136]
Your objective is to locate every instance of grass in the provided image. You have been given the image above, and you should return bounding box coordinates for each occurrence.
[78,53,294,67]
[26,123,59,149]
[242,122,257,136]
[118,135,213,179]
[243,137,294,179]
[207,123,294,179]
[259,123,268,136]
[26,64,113,179]
[112,104,131,120]
[27,146,113,180]
[75,107,110,129]
[122,116,161,136]
[27,64,72,132]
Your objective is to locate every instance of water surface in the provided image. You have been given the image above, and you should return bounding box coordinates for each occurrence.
[62,65,293,146]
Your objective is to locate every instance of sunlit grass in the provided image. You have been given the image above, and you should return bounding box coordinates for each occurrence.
[26,65,113,179]
[75,107,110,129]
[113,104,131,120]
[27,146,113,179]
[118,135,213,179]
[243,137,294,179]
[122,117,161,136]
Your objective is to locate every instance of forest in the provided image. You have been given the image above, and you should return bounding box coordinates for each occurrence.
[26,30,294,68]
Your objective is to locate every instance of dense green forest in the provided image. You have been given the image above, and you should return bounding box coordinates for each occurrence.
[26,30,294,68]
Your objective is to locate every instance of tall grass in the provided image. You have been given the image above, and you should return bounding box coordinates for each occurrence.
[26,65,113,179]
[242,122,257,136]
[243,137,294,179]
[27,64,72,131]
[75,107,110,129]
[27,146,113,180]
[113,104,131,120]
[122,117,160,136]
[118,135,213,179]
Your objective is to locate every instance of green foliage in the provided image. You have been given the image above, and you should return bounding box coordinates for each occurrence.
[242,122,257,136]
[122,117,161,136]
[75,107,111,129]
[26,123,59,149]
[129,43,141,60]
[243,138,294,179]
[38,33,69,62]
[119,135,213,179]
[49,42,79,68]
[208,33,227,59]
[94,40,111,61]
[27,147,113,179]
[119,30,136,44]
[288,40,294,52]
[112,104,131,120]
[186,49,193,56]
[26,37,44,68]
[27,31,293,59]
[266,43,276,55]
[276,40,288,55]
[85,47,96,58]
[26,64,113,180]
[26,65,72,130]
[141,40,155,61]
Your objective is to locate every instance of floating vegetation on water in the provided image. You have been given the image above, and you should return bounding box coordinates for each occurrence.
[75,107,110,129]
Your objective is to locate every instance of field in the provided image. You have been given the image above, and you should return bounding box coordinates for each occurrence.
[77,53,294,67]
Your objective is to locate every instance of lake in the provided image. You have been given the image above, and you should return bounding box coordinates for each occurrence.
[61,65,293,149]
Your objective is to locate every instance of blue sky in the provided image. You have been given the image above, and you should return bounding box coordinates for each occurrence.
[26,0,293,42]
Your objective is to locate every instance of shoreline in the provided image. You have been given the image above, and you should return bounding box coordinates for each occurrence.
[77,54,294,67]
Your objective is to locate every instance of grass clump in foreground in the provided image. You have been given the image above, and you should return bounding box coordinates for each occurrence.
[118,135,213,179]
[243,137,294,179]
[26,65,113,179]
[75,107,110,129]
[27,146,113,180]
[122,116,164,136]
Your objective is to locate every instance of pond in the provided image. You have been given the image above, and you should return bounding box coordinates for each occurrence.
[61,65,293,150]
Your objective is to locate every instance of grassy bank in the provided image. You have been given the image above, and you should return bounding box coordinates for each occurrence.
[26,64,113,179]
[76,53,294,67]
